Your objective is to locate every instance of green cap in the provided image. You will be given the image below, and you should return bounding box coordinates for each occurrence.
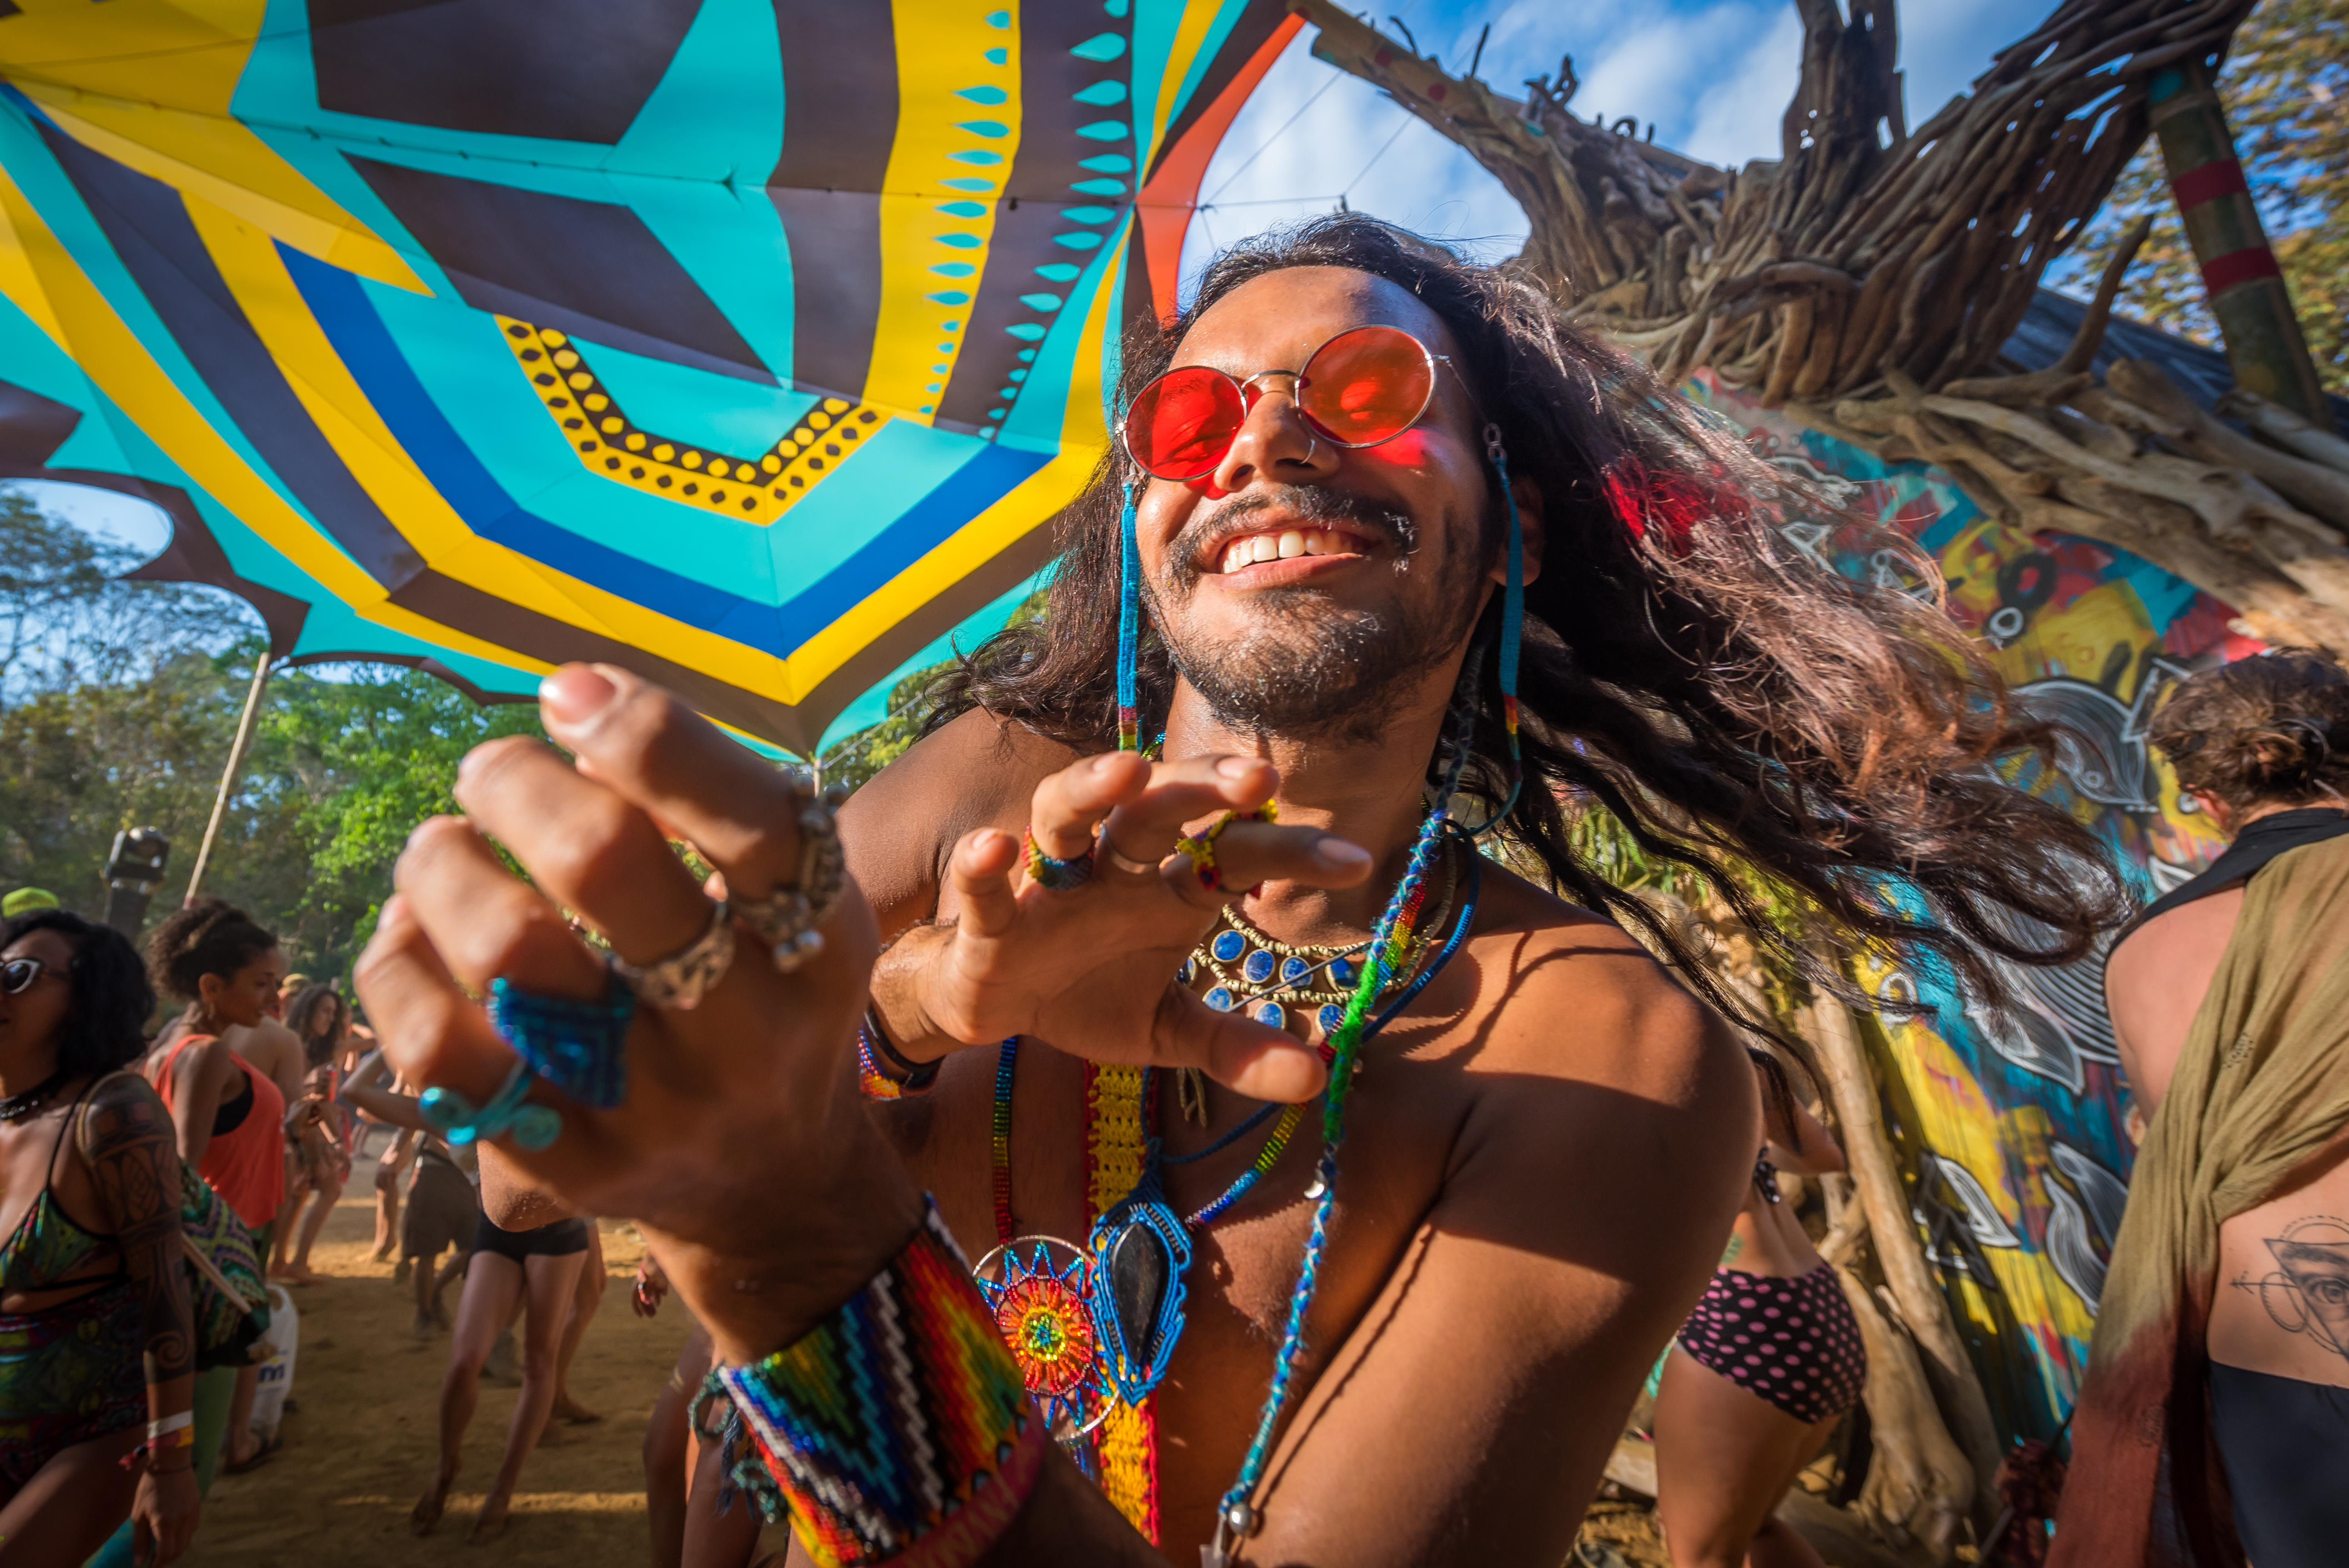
[2,888,60,917]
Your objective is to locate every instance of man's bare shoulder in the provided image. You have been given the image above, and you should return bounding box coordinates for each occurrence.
[1458,865,1750,1119]
[840,708,1083,926]
[1410,862,1755,1316]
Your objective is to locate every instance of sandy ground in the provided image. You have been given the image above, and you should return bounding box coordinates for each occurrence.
[184,1188,692,1568]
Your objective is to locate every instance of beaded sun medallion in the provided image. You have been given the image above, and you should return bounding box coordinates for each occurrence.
[972,1236,1114,1441]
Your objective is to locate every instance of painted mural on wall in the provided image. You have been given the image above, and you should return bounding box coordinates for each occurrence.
[1686,368,2264,1443]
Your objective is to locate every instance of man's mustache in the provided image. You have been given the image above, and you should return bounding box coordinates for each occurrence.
[1164,485,1418,590]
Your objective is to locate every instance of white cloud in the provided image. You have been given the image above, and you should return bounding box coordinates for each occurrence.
[1679,3,1805,170]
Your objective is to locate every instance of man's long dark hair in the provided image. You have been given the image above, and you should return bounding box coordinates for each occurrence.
[931,215,2129,1012]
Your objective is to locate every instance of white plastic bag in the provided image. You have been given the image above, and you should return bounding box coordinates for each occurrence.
[247,1284,299,1442]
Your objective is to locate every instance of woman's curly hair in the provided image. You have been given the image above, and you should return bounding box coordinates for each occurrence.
[2150,647,2349,816]
[145,898,278,1004]
[1,909,154,1078]
[929,214,2132,1018]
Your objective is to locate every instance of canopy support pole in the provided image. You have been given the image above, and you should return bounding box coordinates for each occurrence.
[183,654,275,907]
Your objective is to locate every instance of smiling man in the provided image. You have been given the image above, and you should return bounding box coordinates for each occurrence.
[359,217,2128,1568]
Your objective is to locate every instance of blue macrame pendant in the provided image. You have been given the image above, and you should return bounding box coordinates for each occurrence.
[1085,1144,1193,1404]
[485,974,635,1109]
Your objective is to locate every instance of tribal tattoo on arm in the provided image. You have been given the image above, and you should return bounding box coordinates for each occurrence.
[84,1076,195,1390]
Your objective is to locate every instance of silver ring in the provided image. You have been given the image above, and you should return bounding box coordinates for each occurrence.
[611,900,736,1010]
[1303,435,1319,464]
[1096,830,1161,879]
[735,789,848,973]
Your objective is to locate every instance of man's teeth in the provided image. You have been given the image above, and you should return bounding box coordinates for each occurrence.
[1219,529,1348,573]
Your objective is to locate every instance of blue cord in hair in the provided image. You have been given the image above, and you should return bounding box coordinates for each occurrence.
[1115,479,1142,751]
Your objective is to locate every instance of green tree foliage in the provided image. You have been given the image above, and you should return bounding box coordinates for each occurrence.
[2063,0,2349,394]
[0,637,546,980]
[0,485,547,981]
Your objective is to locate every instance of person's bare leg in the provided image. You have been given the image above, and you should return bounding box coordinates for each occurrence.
[647,1328,712,1568]
[270,1174,307,1278]
[0,1425,144,1566]
[552,1226,606,1424]
[1746,1514,1832,1568]
[431,1248,468,1327]
[290,1168,343,1278]
[223,1362,263,1468]
[372,1167,401,1263]
[469,1246,588,1543]
[680,1407,765,1568]
[412,1239,443,1337]
[1652,1346,1837,1568]
[413,1249,522,1536]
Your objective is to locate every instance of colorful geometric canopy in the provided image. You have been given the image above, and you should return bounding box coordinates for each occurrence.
[0,0,1299,753]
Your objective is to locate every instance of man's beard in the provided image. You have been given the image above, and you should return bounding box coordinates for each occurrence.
[1145,484,1489,746]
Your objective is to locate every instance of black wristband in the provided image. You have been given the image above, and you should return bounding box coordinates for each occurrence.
[860,1006,940,1091]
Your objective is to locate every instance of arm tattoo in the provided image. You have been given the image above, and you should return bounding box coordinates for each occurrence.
[83,1079,195,1388]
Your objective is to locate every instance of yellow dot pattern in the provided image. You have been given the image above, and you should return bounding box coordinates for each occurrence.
[496,317,887,524]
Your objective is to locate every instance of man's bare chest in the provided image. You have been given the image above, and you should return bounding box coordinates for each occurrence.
[868,1034,1472,1547]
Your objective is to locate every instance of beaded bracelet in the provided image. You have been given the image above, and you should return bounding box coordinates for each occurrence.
[856,1008,940,1099]
[707,1198,1045,1568]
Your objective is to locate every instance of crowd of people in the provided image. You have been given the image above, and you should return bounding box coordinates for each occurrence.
[3,217,2344,1568]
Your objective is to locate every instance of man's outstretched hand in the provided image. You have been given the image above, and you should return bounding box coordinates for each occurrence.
[353,663,921,1363]
[869,749,1373,1104]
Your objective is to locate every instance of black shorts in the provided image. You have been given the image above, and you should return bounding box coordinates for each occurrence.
[401,1155,478,1261]
[471,1213,591,1264]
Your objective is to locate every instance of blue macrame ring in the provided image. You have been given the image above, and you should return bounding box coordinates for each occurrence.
[419,1060,562,1152]
[486,973,636,1109]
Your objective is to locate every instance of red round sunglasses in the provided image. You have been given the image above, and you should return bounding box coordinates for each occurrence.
[1118,324,1452,483]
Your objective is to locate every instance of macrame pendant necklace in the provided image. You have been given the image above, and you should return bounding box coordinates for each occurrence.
[976,833,1478,1550]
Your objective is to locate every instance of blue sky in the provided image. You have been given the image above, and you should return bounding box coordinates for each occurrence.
[1179,0,2057,287]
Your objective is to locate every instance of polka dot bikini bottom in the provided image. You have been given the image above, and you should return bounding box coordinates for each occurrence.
[1675,1261,1867,1425]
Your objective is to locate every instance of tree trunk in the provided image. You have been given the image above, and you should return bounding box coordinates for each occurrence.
[1805,1000,2002,1528]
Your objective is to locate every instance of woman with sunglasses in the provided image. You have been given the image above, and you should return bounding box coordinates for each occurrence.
[142,899,289,1475]
[0,909,200,1564]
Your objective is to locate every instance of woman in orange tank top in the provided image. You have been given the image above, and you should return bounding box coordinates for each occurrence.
[142,900,289,1475]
